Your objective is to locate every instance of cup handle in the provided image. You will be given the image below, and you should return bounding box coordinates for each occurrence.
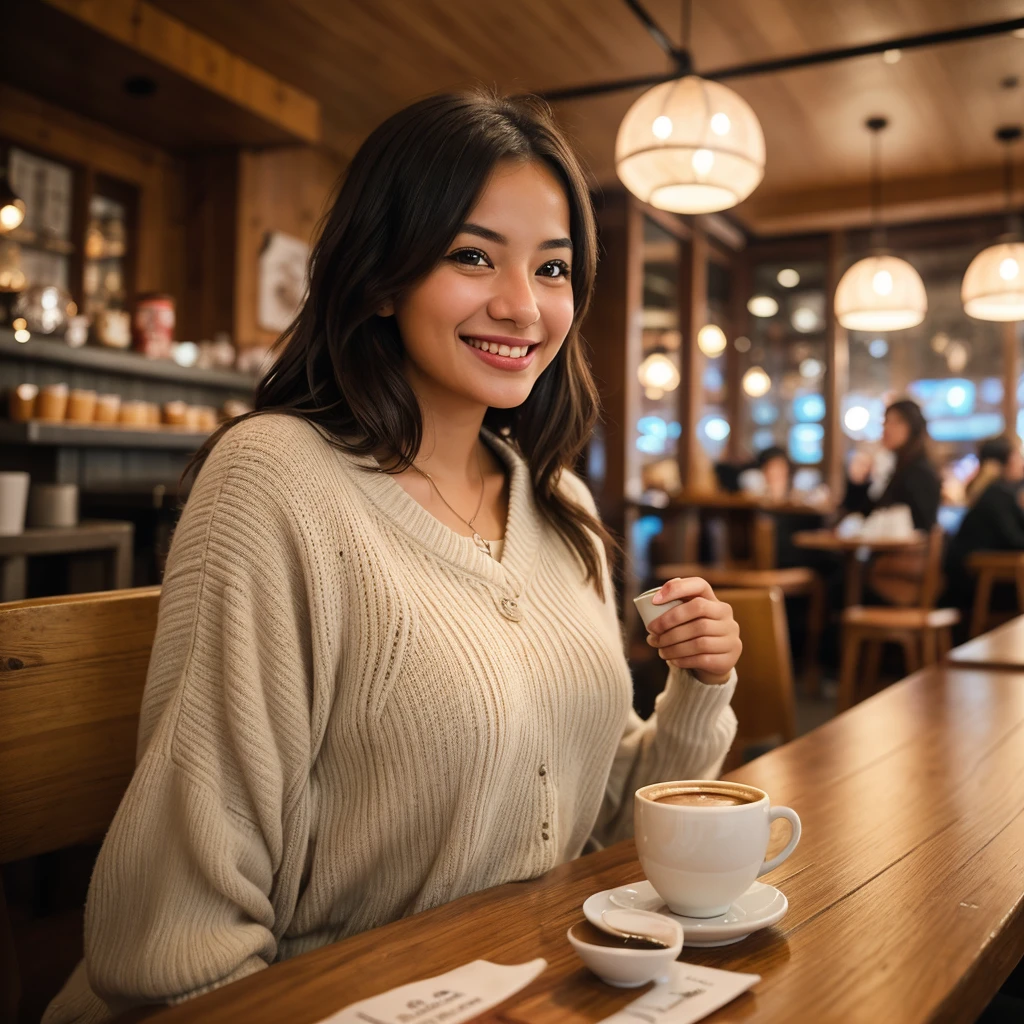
[757,806,802,876]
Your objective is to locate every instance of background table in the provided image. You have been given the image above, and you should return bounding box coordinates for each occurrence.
[792,529,926,606]
[136,662,1024,1024]
[948,613,1024,671]
[0,520,133,602]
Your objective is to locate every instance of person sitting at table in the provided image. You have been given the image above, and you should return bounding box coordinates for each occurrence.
[44,91,741,1024]
[944,436,1024,611]
[842,398,941,531]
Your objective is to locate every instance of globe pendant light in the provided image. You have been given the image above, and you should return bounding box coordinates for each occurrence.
[615,3,765,214]
[962,126,1024,321]
[834,118,926,332]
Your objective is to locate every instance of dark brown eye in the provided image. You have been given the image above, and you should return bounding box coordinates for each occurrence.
[447,248,492,268]
[538,260,570,279]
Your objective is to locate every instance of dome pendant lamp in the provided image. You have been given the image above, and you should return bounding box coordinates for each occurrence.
[615,1,765,214]
[962,126,1024,322]
[834,118,927,332]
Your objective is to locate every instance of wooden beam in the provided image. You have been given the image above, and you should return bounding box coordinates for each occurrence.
[726,252,750,463]
[738,166,1007,238]
[680,226,708,491]
[1004,322,1021,441]
[824,231,849,502]
[41,0,321,144]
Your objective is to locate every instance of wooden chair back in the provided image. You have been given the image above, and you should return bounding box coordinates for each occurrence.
[866,525,945,609]
[751,514,777,571]
[716,587,796,766]
[0,587,160,864]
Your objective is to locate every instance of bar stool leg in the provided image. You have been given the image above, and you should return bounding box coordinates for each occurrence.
[970,570,994,638]
[838,624,863,712]
[937,627,953,658]
[921,628,938,666]
[802,578,825,696]
[901,635,921,675]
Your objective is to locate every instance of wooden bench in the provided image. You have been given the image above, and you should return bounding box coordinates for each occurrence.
[967,550,1024,638]
[0,586,160,1023]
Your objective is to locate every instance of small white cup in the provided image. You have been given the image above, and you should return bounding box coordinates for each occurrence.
[635,780,801,918]
[633,586,683,631]
[567,911,683,989]
[0,472,31,536]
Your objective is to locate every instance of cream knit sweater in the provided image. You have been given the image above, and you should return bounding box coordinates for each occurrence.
[45,414,737,1023]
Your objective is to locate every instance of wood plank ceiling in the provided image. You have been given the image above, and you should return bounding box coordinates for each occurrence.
[149,0,1024,236]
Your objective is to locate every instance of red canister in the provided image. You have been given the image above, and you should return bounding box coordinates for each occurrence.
[133,293,175,359]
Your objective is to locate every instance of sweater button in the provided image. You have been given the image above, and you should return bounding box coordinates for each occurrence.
[499,596,522,621]
[538,764,547,777]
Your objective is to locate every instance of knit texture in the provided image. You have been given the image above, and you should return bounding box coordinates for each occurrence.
[44,414,737,1022]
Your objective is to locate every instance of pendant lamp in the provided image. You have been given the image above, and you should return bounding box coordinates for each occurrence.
[834,118,927,332]
[615,4,765,213]
[962,126,1024,321]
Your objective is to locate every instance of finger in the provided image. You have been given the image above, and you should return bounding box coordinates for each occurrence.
[657,634,736,662]
[653,577,715,605]
[648,616,732,648]
[668,653,739,675]
[648,596,730,634]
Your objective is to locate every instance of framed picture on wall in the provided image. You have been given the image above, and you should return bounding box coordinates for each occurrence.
[258,230,309,334]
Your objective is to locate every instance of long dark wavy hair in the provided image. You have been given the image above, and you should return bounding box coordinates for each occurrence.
[885,398,931,470]
[187,90,617,596]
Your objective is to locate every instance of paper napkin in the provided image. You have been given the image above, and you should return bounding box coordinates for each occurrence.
[315,958,547,1024]
[599,961,760,1023]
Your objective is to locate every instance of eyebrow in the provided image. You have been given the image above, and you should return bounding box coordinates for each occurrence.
[461,223,573,252]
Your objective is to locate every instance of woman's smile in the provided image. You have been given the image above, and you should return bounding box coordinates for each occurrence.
[461,333,542,370]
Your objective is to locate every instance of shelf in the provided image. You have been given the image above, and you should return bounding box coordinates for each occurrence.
[0,420,210,450]
[0,328,256,392]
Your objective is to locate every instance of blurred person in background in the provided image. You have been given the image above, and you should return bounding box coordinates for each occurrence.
[843,398,941,531]
[944,436,1024,611]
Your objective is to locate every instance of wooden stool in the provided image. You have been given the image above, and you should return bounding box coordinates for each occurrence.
[838,525,959,711]
[967,551,1024,638]
[659,512,827,696]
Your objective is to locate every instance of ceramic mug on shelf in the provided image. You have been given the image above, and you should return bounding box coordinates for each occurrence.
[0,472,31,536]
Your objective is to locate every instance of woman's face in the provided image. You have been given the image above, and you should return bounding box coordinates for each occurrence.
[882,409,911,452]
[389,158,575,413]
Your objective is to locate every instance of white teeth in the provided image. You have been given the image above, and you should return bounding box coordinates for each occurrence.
[509,346,523,358]
[489,342,501,354]
[464,338,533,358]
[498,344,510,356]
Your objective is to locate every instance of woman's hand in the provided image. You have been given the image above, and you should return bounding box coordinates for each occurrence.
[847,450,873,485]
[645,577,741,686]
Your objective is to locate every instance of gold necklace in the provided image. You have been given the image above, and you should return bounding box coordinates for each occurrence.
[411,447,492,557]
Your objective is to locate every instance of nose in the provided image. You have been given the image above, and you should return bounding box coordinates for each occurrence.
[487,266,540,329]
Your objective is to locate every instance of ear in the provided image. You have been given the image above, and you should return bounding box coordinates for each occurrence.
[377,298,395,317]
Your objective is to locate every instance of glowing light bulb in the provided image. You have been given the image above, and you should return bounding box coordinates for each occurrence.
[652,116,673,140]
[999,257,1019,281]
[868,338,889,358]
[697,323,727,356]
[777,268,800,288]
[742,366,771,397]
[747,295,779,318]
[710,112,731,136]
[844,406,870,431]
[691,148,715,176]
[872,270,893,296]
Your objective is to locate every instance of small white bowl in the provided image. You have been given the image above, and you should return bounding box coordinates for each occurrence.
[567,910,683,988]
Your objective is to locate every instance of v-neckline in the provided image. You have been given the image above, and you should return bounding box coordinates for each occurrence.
[344,429,540,591]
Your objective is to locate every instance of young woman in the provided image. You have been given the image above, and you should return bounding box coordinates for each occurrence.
[46,92,740,1022]
[843,398,941,531]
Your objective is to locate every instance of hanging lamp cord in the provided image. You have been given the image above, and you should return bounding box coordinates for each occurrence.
[866,117,888,251]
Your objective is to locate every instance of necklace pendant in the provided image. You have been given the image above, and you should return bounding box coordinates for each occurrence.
[472,532,492,557]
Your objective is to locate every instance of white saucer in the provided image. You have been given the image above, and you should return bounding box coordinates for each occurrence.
[583,879,787,947]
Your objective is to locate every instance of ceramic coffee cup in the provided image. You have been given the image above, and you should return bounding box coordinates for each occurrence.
[635,779,801,918]
[0,472,31,536]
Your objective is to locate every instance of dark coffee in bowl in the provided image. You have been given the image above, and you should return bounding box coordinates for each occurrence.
[654,788,755,808]
[569,920,668,950]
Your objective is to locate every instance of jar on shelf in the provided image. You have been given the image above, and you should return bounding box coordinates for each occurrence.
[133,293,175,359]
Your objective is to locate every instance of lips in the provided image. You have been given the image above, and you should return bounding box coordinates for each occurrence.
[461,335,540,371]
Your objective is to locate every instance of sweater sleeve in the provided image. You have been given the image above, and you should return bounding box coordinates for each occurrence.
[984,485,1024,548]
[557,472,738,848]
[53,425,319,1020]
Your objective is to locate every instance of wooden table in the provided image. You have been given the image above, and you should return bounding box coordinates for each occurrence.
[0,520,133,602]
[948,613,1024,671]
[139,663,1024,1024]
[793,529,926,606]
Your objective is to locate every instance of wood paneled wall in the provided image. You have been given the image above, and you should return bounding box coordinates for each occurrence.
[234,147,342,349]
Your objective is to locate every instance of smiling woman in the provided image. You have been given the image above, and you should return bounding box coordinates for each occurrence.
[43,91,740,1024]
